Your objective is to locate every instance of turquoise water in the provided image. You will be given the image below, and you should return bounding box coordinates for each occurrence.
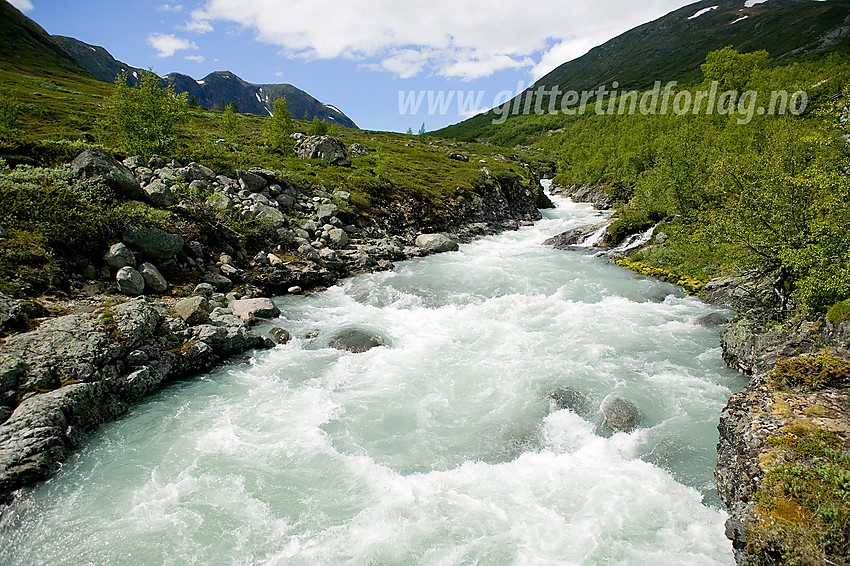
[0,189,745,565]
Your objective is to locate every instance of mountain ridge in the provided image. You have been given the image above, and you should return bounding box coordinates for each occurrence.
[438,0,850,140]
[1,0,356,128]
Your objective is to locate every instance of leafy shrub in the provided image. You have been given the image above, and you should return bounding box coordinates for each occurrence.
[827,300,850,325]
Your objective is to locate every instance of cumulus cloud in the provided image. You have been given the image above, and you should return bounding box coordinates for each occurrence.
[8,0,33,12]
[185,54,205,63]
[147,33,199,58]
[158,3,183,11]
[187,0,690,80]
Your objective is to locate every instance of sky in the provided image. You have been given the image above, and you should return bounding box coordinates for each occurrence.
[9,0,698,132]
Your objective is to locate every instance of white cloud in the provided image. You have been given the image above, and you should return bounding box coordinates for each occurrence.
[183,19,213,33]
[185,54,205,63]
[188,0,692,80]
[147,33,199,58]
[8,0,33,12]
[158,3,183,12]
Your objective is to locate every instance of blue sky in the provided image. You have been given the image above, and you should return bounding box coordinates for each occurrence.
[10,0,696,132]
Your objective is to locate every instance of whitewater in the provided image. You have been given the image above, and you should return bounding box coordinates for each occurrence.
[0,184,745,565]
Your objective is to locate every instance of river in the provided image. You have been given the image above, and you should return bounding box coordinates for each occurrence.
[0,185,746,565]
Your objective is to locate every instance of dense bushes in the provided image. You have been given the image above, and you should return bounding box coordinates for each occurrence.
[530,49,850,313]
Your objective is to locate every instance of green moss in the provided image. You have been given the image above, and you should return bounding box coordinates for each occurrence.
[772,354,850,391]
[753,423,850,565]
[827,300,850,325]
[615,257,707,294]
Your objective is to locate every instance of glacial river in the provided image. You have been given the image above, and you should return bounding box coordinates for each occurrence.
[0,186,745,565]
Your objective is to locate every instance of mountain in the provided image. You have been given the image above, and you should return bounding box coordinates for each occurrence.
[3,3,356,128]
[0,0,90,77]
[438,0,850,140]
[162,71,357,128]
[53,35,356,127]
[52,35,145,87]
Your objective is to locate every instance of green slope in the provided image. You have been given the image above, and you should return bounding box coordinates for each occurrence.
[437,0,850,141]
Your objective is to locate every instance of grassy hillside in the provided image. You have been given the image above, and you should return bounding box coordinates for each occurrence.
[0,1,551,299]
[437,0,850,142]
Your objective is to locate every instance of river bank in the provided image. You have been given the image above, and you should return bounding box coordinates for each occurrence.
[0,145,552,505]
[547,182,850,566]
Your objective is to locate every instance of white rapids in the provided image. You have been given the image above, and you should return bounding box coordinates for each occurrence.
[0,182,745,565]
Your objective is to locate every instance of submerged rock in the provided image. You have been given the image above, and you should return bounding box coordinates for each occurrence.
[696,313,729,327]
[599,396,642,433]
[328,328,383,353]
[548,388,590,416]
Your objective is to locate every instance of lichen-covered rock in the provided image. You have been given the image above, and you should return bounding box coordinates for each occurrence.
[116,266,145,296]
[71,148,142,200]
[174,296,210,326]
[295,136,351,167]
[123,226,184,260]
[0,298,272,502]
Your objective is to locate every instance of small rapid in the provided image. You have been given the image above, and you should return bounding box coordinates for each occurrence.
[0,185,745,565]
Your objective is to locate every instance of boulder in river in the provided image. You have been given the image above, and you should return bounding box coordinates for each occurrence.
[696,313,729,327]
[548,388,591,417]
[415,233,459,253]
[599,396,642,433]
[328,327,383,353]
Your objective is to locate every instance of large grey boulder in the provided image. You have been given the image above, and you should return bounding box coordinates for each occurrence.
[123,226,184,260]
[71,148,142,200]
[174,296,210,325]
[328,328,383,353]
[328,228,349,247]
[229,298,280,321]
[180,162,216,183]
[142,180,176,208]
[600,396,642,433]
[295,136,351,167]
[138,263,168,293]
[316,203,338,223]
[116,267,145,296]
[103,243,136,270]
[415,233,459,253]
[237,169,266,193]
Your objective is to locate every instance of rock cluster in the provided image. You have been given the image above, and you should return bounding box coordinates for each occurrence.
[0,296,275,500]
